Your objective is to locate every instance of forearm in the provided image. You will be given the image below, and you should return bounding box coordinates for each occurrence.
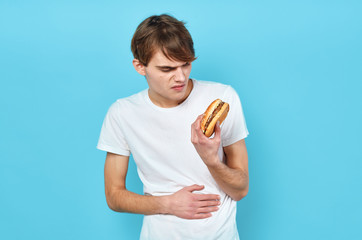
[107,187,168,215]
[106,185,221,219]
[206,159,249,201]
[191,117,249,201]
[104,152,219,218]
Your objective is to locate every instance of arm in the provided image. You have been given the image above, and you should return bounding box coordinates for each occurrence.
[209,139,249,201]
[191,115,249,201]
[104,152,221,219]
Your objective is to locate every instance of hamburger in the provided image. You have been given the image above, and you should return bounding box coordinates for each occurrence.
[200,99,230,137]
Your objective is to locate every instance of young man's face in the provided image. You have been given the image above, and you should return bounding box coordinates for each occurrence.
[134,50,193,108]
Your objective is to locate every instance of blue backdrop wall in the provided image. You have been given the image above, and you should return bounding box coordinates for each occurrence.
[1,0,361,239]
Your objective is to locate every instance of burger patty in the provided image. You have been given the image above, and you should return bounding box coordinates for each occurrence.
[203,102,225,132]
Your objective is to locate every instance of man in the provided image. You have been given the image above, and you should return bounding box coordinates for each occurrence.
[97,14,249,239]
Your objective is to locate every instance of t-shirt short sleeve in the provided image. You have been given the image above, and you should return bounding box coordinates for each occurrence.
[221,86,249,147]
[97,101,131,156]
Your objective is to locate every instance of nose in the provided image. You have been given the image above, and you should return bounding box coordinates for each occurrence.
[174,67,186,83]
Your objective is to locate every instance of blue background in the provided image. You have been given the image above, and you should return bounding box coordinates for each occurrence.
[1,0,361,239]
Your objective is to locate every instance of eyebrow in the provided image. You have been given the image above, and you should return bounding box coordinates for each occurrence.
[156,62,189,69]
[156,65,176,70]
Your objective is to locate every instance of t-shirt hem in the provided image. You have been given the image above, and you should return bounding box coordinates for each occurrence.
[96,144,130,157]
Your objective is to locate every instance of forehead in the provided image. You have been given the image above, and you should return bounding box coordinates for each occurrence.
[148,49,184,67]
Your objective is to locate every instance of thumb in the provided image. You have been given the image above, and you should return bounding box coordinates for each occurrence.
[214,121,221,138]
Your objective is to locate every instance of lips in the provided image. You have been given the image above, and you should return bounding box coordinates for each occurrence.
[171,84,185,91]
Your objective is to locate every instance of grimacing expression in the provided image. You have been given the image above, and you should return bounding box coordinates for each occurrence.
[135,50,193,108]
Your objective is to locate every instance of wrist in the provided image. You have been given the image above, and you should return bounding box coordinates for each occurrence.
[157,195,171,215]
[203,155,221,168]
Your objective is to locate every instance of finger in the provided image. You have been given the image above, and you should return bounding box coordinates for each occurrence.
[191,114,203,133]
[194,193,220,201]
[190,123,197,142]
[191,116,206,142]
[197,206,219,214]
[214,121,221,139]
[184,184,205,192]
[192,114,204,127]
[191,213,212,219]
[196,115,208,138]
[193,114,203,130]
[196,200,221,208]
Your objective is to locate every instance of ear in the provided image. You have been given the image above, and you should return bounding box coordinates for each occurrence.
[132,59,146,76]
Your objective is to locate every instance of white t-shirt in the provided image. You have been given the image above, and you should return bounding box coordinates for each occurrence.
[97,79,249,240]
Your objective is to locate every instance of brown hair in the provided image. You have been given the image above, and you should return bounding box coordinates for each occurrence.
[131,14,197,66]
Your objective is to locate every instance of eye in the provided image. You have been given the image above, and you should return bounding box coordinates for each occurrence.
[160,68,172,72]
[183,62,190,67]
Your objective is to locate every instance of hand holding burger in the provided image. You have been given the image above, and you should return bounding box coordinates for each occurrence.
[191,99,229,166]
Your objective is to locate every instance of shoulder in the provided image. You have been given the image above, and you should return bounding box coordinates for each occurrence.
[106,89,148,116]
[193,79,236,100]
[194,79,231,91]
[113,89,147,108]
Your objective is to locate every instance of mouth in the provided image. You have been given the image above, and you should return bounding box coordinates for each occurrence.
[171,84,185,91]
